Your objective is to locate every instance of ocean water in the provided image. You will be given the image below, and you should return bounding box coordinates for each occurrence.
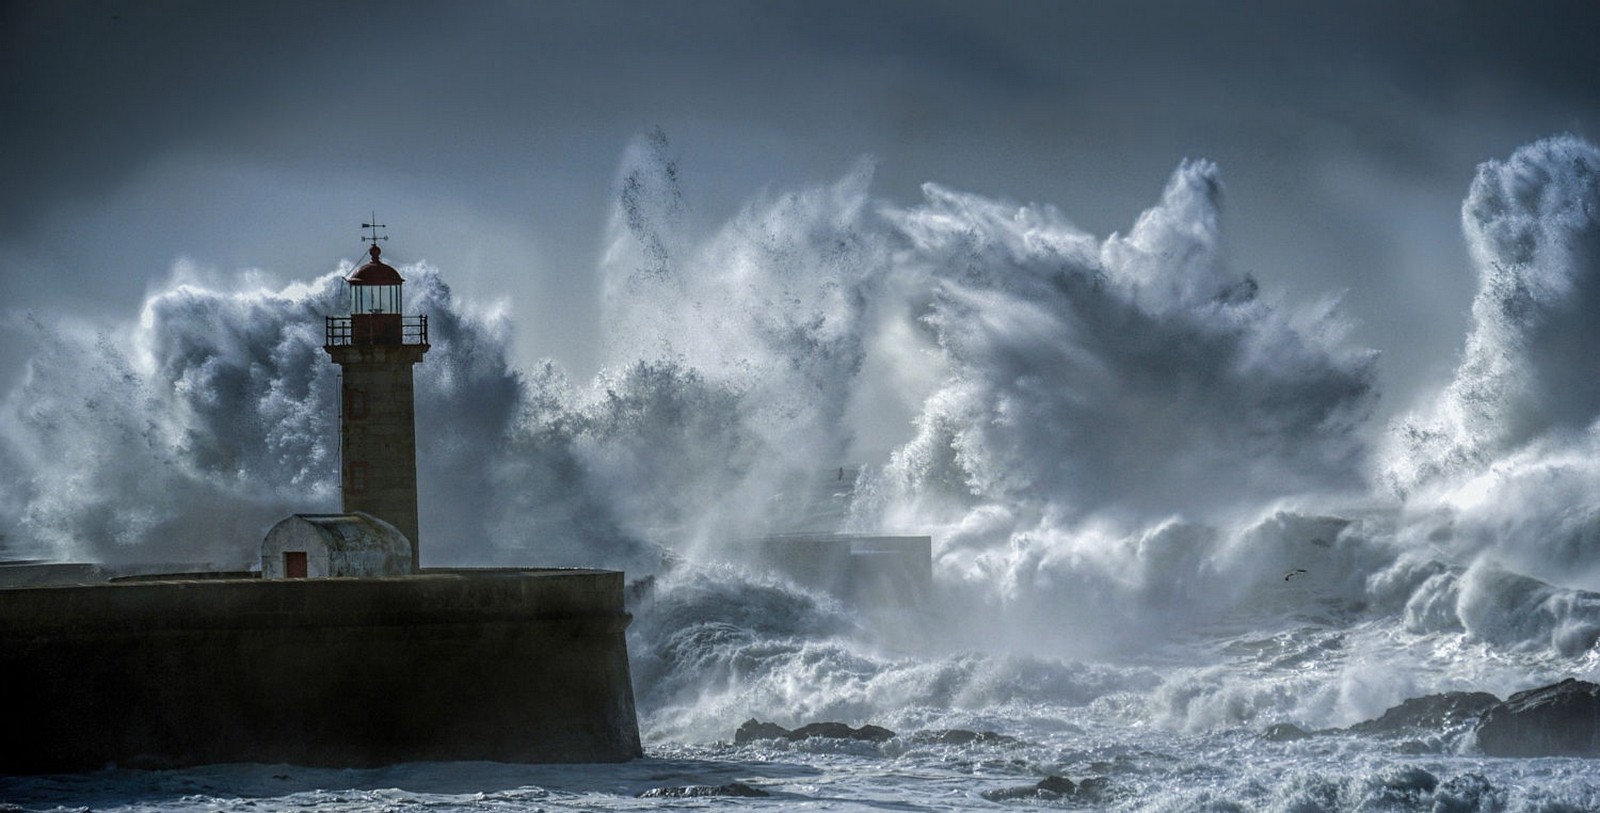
[5,134,1600,810]
[5,573,1600,812]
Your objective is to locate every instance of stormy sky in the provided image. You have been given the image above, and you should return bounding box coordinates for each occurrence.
[3,0,1598,412]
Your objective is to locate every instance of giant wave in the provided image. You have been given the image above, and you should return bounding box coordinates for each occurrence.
[4,134,1600,811]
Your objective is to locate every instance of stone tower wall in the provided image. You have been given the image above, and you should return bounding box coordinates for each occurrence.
[326,343,426,568]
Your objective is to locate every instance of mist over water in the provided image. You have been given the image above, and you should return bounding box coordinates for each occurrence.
[5,135,1600,808]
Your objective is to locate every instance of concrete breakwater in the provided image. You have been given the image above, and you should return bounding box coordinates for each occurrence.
[1,568,642,773]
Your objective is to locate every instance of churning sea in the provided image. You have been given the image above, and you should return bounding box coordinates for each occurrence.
[8,135,1600,812]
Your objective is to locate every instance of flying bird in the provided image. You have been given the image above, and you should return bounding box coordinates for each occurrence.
[1284,568,1308,581]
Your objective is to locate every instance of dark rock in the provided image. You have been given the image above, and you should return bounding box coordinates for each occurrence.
[1035,775,1076,796]
[638,782,770,798]
[1365,766,1439,808]
[1346,691,1500,736]
[981,775,1094,802]
[1075,776,1112,801]
[1475,678,1600,757]
[1261,722,1312,742]
[734,719,897,744]
[980,786,1034,802]
[790,722,897,742]
[854,724,898,742]
[734,719,792,744]
[908,728,1021,746]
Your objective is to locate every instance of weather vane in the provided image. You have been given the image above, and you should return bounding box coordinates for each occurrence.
[361,211,389,248]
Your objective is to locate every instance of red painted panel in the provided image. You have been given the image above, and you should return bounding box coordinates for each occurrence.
[284,551,308,579]
[347,461,368,495]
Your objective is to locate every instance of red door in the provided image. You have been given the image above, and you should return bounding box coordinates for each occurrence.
[284,551,308,578]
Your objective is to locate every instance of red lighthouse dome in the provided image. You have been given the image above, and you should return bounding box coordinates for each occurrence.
[348,244,404,285]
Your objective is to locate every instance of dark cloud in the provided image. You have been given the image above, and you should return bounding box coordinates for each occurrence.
[1,0,1597,404]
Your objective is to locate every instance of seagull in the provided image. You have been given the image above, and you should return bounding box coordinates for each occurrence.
[1284,568,1308,582]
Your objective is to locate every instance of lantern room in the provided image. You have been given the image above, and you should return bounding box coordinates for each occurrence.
[349,244,404,314]
[325,238,428,349]
[342,244,408,345]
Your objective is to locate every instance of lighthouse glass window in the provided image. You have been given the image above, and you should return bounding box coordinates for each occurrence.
[351,283,401,315]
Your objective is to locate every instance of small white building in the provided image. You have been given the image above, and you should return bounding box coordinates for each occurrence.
[260,512,414,579]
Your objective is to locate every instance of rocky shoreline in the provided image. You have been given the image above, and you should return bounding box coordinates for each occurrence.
[713,678,1599,806]
[732,678,1600,771]
[1260,678,1600,757]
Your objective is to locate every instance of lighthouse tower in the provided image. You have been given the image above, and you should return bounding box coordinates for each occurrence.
[323,226,429,571]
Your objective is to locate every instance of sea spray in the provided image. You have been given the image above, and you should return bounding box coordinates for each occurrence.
[1386,135,1600,494]
[598,131,882,554]
[1382,136,1600,615]
[619,136,1600,741]
[0,277,345,564]
[0,265,651,569]
[4,136,1600,757]
[867,159,1377,533]
[839,159,1381,656]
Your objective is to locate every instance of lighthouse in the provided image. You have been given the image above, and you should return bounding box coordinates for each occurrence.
[322,225,429,571]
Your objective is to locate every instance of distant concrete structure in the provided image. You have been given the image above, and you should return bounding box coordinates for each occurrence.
[751,533,932,605]
[261,512,412,579]
[324,242,428,568]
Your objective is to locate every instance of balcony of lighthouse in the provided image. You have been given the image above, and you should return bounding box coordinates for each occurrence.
[325,312,428,348]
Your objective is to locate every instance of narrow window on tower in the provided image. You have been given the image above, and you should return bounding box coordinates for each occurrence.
[348,460,369,495]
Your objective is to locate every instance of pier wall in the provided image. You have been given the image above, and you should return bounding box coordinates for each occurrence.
[0,569,641,773]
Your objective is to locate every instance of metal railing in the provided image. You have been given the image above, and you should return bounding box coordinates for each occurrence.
[325,314,428,347]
